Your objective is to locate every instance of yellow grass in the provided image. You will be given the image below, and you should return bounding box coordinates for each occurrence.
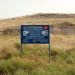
[0,34,75,52]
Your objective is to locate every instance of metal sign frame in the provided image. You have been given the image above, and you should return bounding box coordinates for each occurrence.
[21,25,50,57]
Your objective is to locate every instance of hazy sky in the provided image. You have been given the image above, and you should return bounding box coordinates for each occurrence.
[0,0,75,19]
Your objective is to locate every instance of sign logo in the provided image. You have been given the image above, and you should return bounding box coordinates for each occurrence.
[21,25,50,44]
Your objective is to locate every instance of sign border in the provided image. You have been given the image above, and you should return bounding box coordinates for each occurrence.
[20,25,50,58]
[21,25,50,44]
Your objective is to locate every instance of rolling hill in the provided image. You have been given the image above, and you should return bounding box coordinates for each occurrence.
[0,14,75,75]
[0,13,75,35]
[0,13,75,29]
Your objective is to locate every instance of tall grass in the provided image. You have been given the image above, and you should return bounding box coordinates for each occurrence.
[0,41,75,75]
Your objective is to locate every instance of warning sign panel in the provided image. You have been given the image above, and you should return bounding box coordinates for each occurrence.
[21,25,50,44]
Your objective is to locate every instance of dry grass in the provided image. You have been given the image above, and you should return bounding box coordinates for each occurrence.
[0,14,75,29]
[0,14,75,75]
[0,34,75,75]
[51,34,75,50]
[0,35,19,51]
[0,33,75,52]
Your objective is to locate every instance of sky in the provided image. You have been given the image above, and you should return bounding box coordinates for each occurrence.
[0,0,75,19]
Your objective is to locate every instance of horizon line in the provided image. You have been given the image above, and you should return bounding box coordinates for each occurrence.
[0,12,75,20]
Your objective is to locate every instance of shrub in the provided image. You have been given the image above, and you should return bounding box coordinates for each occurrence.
[14,42,21,50]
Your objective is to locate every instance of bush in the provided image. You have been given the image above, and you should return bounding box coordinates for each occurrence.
[14,42,21,50]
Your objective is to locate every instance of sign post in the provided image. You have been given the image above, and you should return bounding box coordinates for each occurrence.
[21,25,50,57]
[49,26,50,58]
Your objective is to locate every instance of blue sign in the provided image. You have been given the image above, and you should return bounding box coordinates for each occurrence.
[21,25,50,44]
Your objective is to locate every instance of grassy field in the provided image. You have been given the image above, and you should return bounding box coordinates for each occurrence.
[0,14,75,75]
[0,34,75,75]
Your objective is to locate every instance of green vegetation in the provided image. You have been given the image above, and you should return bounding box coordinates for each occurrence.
[0,14,75,75]
[0,42,75,75]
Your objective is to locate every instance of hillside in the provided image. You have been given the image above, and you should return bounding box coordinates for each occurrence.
[0,13,75,34]
[0,13,75,75]
[0,14,75,35]
[0,13,75,29]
